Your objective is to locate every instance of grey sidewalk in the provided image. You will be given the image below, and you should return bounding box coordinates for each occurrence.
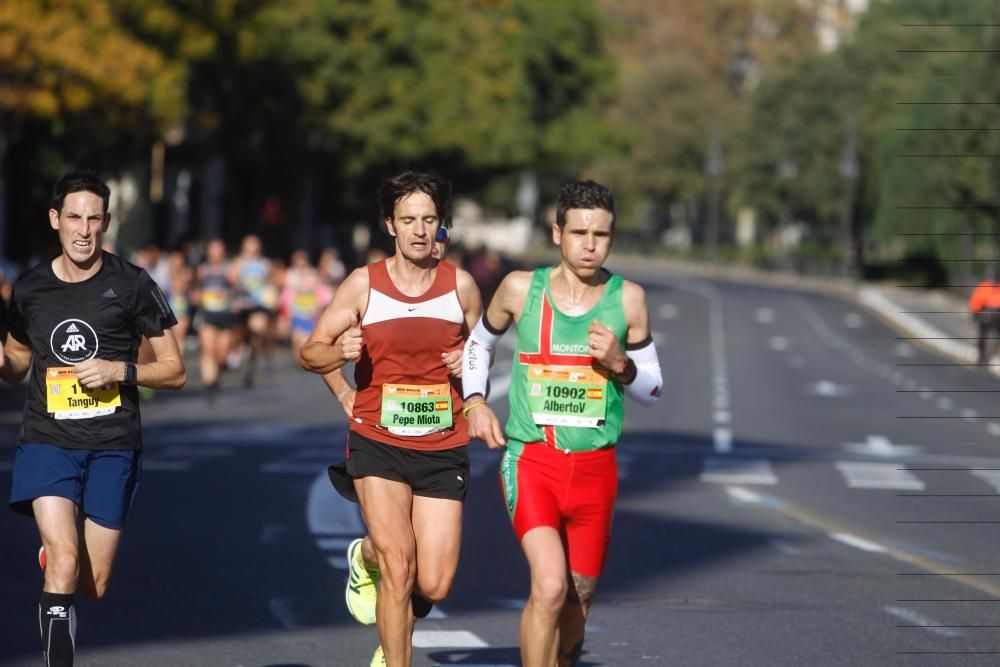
[625,255,987,371]
[857,284,982,367]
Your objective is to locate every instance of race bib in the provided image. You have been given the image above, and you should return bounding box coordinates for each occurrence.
[46,367,121,420]
[201,288,230,312]
[380,383,453,436]
[526,364,608,428]
[292,292,318,318]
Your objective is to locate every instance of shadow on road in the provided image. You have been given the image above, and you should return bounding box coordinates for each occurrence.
[0,371,823,663]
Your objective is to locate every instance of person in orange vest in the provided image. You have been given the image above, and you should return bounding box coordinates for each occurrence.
[969,279,1000,365]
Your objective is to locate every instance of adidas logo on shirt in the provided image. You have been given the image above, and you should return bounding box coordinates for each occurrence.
[102,288,117,298]
[65,323,79,333]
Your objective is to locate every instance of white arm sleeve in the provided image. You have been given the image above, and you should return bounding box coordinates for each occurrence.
[625,339,662,406]
[462,317,503,399]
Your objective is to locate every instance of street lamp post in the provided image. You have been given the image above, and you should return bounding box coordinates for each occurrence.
[839,117,859,279]
[705,124,724,261]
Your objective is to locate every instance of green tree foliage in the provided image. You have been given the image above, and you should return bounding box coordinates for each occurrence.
[742,0,969,258]
[597,0,818,232]
[311,0,615,177]
[867,0,1000,265]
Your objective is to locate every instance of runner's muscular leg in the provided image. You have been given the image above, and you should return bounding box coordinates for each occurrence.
[77,518,123,600]
[411,496,462,603]
[355,476,417,667]
[557,571,598,667]
[520,526,568,667]
[199,325,219,385]
[33,497,81,594]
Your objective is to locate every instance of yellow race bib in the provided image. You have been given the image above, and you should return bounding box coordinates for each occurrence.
[46,367,121,420]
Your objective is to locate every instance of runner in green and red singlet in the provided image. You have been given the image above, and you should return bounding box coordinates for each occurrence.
[462,180,662,667]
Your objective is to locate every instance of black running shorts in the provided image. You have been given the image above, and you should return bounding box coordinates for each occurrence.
[329,431,469,502]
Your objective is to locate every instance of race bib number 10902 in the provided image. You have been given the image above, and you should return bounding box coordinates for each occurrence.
[527,364,607,428]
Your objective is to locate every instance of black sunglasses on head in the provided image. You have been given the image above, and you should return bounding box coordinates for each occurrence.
[435,226,450,243]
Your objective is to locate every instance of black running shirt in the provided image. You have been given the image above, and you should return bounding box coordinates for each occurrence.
[7,252,177,450]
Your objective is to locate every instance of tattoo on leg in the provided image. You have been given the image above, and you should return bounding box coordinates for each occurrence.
[567,572,598,607]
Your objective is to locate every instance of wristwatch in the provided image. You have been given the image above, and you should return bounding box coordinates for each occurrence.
[123,362,137,385]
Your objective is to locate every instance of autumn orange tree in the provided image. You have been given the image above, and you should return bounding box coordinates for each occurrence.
[0,0,189,253]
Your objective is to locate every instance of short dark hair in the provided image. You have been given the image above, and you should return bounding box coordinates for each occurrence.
[378,171,452,224]
[51,171,111,215]
[556,180,615,228]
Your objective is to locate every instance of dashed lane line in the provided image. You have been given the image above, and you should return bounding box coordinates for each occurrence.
[885,606,962,638]
[835,462,925,491]
[725,485,1000,600]
[701,457,776,485]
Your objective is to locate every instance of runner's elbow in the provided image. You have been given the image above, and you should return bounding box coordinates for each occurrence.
[158,362,187,390]
[299,343,340,374]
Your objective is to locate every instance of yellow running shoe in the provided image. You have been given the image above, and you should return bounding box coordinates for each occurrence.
[370,645,385,666]
[345,537,379,625]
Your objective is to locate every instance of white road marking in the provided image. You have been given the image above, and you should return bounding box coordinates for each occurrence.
[807,380,851,397]
[412,630,489,648]
[686,282,734,454]
[830,532,885,552]
[755,307,774,324]
[726,487,761,504]
[268,598,301,629]
[971,469,1000,492]
[308,475,364,535]
[713,428,732,454]
[769,336,789,351]
[659,303,678,320]
[843,435,921,457]
[771,539,804,555]
[835,462,925,490]
[885,606,961,638]
[701,457,776,485]
[316,537,353,551]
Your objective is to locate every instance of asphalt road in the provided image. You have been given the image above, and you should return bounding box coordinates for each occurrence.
[3,265,1000,666]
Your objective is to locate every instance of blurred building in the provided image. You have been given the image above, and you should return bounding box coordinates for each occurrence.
[814,0,870,52]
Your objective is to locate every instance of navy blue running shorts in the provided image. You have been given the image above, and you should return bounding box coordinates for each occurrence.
[9,444,142,530]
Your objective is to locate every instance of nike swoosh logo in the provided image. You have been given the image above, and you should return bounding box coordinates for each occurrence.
[408,307,418,312]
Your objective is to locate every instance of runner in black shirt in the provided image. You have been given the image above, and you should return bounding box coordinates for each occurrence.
[0,172,187,667]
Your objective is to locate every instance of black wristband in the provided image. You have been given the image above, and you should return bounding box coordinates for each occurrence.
[615,358,637,385]
[123,362,137,385]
